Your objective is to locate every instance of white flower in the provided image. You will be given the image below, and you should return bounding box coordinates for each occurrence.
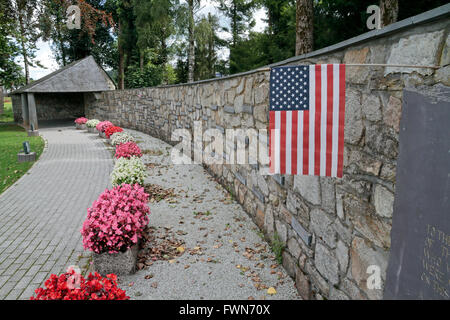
[111,156,147,186]
[86,119,100,128]
[111,132,135,146]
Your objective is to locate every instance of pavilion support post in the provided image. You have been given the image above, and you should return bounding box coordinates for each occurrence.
[27,93,39,131]
[21,93,30,128]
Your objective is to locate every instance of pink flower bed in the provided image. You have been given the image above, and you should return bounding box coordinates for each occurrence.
[75,117,88,125]
[96,121,114,133]
[81,184,150,254]
[115,142,142,159]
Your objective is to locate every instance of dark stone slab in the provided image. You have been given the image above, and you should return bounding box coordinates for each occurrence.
[384,86,450,300]
[291,217,312,246]
[216,125,225,134]
[272,174,285,186]
[224,106,235,114]
[234,172,247,186]
[252,186,265,203]
[241,105,253,114]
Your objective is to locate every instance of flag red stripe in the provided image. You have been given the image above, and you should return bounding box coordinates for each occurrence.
[291,110,298,175]
[337,64,346,177]
[314,65,322,176]
[302,110,309,175]
[326,64,334,177]
[269,111,275,174]
[280,111,287,174]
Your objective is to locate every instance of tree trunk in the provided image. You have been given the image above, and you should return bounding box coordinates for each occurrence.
[0,86,4,115]
[18,12,30,84]
[118,18,125,90]
[56,10,66,66]
[295,0,314,56]
[380,0,399,27]
[231,1,238,47]
[140,51,144,72]
[188,0,195,83]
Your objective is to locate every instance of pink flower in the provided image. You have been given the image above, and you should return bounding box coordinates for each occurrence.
[96,121,114,132]
[75,117,88,125]
[115,142,143,159]
[81,184,150,254]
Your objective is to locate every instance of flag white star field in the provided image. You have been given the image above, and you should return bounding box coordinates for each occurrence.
[269,64,346,177]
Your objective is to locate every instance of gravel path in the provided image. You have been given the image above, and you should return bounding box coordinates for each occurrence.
[116,128,300,300]
[0,124,113,300]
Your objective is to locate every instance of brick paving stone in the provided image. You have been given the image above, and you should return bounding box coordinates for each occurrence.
[4,289,23,300]
[0,124,113,300]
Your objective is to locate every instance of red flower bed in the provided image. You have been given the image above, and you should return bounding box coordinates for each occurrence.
[30,271,129,300]
[105,126,123,139]
[115,142,143,159]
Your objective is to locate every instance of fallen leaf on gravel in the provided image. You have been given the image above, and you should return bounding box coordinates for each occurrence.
[128,282,134,287]
[144,184,177,203]
[248,296,255,300]
[169,259,176,264]
[138,226,185,263]
[267,287,277,295]
[177,246,185,253]
[151,282,158,288]
[144,274,154,280]
[184,265,190,269]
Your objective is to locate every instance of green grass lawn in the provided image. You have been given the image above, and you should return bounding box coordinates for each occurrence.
[0,124,45,194]
[1,97,14,123]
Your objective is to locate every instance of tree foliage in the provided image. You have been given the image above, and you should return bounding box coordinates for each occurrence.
[0,5,25,89]
[1,0,446,89]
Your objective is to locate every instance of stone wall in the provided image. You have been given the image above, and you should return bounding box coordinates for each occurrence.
[86,9,449,300]
[13,92,85,122]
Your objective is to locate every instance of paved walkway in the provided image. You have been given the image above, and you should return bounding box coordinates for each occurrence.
[0,124,113,299]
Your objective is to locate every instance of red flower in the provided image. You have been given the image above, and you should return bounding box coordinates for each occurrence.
[105,126,123,139]
[30,271,129,300]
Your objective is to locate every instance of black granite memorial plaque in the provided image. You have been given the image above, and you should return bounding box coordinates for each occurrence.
[384,86,450,300]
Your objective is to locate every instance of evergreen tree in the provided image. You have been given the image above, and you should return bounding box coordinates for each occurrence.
[216,0,257,74]
[195,13,221,80]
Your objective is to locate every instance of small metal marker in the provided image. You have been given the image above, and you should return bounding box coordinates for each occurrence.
[23,141,30,155]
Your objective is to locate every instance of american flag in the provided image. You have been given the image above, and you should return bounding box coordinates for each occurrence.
[269,64,346,177]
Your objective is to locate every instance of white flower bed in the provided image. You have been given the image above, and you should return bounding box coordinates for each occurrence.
[111,156,147,186]
[111,132,135,147]
[86,119,100,128]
